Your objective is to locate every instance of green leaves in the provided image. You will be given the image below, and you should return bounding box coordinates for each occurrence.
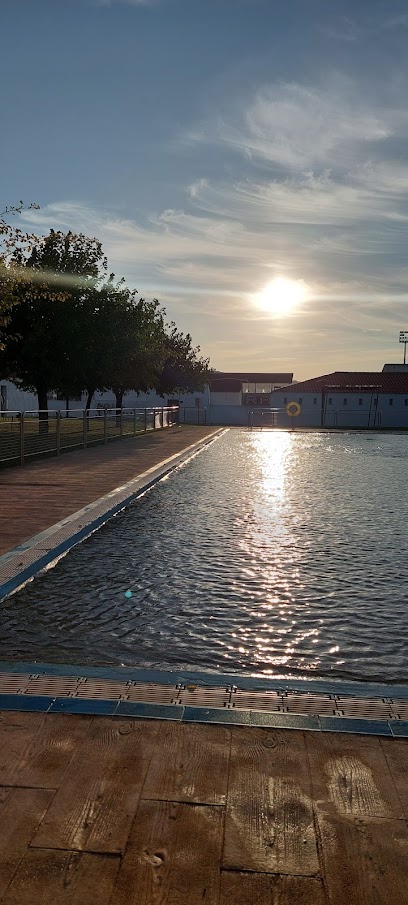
[0,225,210,408]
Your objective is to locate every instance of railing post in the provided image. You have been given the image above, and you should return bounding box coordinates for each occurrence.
[204,407,207,425]
[83,410,87,449]
[104,408,108,444]
[144,408,147,433]
[153,409,157,430]
[19,412,25,466]
[120,408,123,439]
[133,408,136,436]
[161,408,164,430]
[56,410,61,456]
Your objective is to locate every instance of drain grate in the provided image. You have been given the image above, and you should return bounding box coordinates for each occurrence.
[0,674,32,694]
[126,683,179,704]
[25,676,83,697]
[178,685,231,708]
[333,696,395,719]
[231,690,283,711]
[390,699,408,720]
[281,693,338,716]
[75,679,130,700]
[0,670,406,722]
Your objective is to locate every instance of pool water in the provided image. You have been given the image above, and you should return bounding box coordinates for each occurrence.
[3,430,408,682]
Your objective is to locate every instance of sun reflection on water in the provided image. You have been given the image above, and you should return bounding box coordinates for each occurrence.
[6,430,408,682]
[229,430,318,672]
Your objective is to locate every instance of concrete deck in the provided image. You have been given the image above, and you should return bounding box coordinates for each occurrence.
[0,711,406,903]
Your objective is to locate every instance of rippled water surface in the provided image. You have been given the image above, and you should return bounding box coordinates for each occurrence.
[3,430,408,681]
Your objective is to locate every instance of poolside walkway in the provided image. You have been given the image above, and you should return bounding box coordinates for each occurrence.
[0,425,218,556]
[0,711,406,903]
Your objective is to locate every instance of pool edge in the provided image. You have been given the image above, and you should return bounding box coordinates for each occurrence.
[0,427,226,600]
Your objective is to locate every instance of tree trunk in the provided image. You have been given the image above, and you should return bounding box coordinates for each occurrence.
[85,389,95,415]
[36,385,49,433]
[114,387,124,427]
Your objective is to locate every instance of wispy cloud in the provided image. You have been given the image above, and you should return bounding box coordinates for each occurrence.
[21,73,408,376]
[189,76,404,171]
[322,11,408,42]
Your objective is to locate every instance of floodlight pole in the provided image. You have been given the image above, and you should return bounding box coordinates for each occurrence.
[399,331,408,365]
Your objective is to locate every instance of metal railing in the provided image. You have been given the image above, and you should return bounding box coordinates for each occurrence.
[0,406,179,467]
[248,408,287,429]
[181,406,207,425]
[323,409,382,428]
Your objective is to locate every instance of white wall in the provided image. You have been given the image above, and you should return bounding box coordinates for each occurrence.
[207,404,248,425]
[270,391,322,427]
[210,391,242,406]
[0,379,210,414]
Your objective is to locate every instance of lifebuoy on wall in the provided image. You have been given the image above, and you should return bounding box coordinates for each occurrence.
[286,401,301,417]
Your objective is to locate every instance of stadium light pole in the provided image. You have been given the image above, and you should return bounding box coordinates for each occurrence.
[399,330,408,364]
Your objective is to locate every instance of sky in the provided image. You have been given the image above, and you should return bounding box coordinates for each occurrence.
[2,0,408,379]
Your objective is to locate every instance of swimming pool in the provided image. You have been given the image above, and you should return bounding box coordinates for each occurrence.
[3,430,408,682]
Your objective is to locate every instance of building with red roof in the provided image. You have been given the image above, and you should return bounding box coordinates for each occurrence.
[270,367,408,429]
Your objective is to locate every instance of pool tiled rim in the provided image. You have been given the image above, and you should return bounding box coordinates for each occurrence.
[0,428,226,601]
[0,662,406,737]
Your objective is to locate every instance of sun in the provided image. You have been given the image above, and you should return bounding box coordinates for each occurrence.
[254,277,308,316]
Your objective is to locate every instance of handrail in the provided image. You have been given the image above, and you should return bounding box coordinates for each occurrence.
[0,406,180,467]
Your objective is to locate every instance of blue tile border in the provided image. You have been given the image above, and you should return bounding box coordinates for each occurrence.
[249,711,320,731]
[116,701,184,721]
[49,698,118,715]
[389,720,408,738]
[0,694,54,712]
[0,690,404,736]
[319,716,393,736]
[183,707,251,725]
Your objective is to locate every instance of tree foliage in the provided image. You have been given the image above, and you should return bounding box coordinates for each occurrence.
[155,322,210,396]
[0,202,40,345]
[0,225,210,425]
[0,230,107,424]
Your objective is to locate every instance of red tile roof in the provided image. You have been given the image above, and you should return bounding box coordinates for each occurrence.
[210,371,293,386]
[275,372,408,395]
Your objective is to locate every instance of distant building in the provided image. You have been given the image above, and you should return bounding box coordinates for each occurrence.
[271,368,408,429]
[0,371,294,426]
[207,371,293,423]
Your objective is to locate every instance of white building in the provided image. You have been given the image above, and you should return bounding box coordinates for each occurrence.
[270,367,408,429]
[0,371,294,425]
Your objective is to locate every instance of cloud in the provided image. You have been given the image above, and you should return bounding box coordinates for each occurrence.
[20,73,408,376]
[322,11,408,42]
[190,77,405,172]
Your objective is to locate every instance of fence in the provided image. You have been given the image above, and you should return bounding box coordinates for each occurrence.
[181,406,207,425]
[323,409,382,428]
[248,408,287,429]
[0,406,179,467]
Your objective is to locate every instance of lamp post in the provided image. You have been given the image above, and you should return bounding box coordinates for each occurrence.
[399,330,408,364]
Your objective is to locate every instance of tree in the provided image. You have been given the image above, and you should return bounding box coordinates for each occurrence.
[0,229,107,429]
[0,202,40,347]
[154,322,210,396]
[73,287,167,415]
[1,222,211,431]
